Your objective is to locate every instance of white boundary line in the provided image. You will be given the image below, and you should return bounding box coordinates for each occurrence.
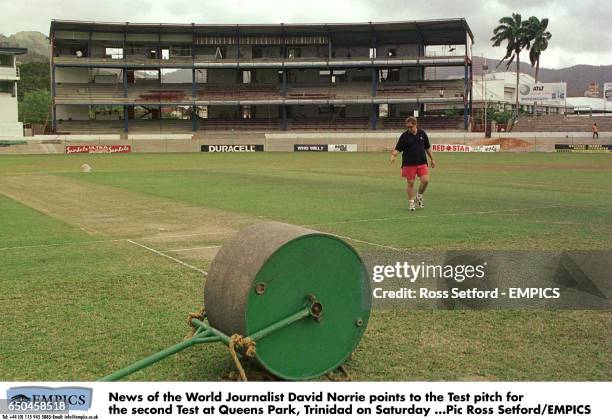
[138,231,236,240]
[306,205,569,228]
[126,239,208,276]
[0,238,125,251]
[163,245,222,252]
[0,231,399,255]
[0,232,235,252]
[330,234,404,251]
[1,237,211,276]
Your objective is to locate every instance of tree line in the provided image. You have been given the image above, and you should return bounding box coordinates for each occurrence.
[17,61,51,126]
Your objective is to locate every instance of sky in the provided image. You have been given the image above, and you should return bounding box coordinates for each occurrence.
[2,0,610,69]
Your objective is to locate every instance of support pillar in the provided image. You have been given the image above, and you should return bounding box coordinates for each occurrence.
[123,23,128,139]
[52,105,57,133]
[463,62,469,130]
[414,23,425,80]
[192,68,197,132]
[236,26,241,60]
[191,68,197,98]
[51,65,57,132]
[157,30,161,60]
[280,23,286,59]
[122,27,126,63]
[370,104,378,130]
[370,34,378,131]
[123,68,128,98]
[468,61,473,126]
[371,67,377,96]
[281,66,288,131]
[281,105,287,131]
[418,43,425,80]
[192,105,198,132]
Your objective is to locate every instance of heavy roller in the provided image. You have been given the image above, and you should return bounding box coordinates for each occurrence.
[100,221,371,381]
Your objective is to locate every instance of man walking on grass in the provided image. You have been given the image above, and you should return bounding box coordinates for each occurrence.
[389,116,436,211]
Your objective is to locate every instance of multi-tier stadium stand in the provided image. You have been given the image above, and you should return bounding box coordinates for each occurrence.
[50,19,474,133]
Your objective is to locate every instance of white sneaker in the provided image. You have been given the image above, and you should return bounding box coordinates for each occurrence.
[409,200,416,212]
[416,194,424,208]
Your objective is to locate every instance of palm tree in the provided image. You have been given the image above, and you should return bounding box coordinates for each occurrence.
[526,17,552,82]
[491,13,530,119]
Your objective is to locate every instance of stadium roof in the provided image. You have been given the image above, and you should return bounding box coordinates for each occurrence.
[50,19,474,45]
[566,97,608,111]
[0,47,27,55]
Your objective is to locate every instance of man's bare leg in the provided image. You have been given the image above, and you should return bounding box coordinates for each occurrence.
[416,174,429,208]
[407,178,417,211]
[418,174,429,194]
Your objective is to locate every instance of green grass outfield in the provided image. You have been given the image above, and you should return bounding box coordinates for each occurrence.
[0,152,610,381]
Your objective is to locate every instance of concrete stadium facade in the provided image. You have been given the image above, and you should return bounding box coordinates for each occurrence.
[49,19,474,134]
[0,47,27,137]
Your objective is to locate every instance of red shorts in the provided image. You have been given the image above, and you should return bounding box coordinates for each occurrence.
[401,164,429,180]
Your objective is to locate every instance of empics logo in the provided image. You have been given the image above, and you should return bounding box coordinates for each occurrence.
[7,387,93,411]
[9,394,31,402]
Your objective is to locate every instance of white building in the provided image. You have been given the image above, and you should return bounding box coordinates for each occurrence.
[0,47,27,137]
[472,72,563,114]
[472,71,610,115]
[473,71,537,104]
[564,97,608,114]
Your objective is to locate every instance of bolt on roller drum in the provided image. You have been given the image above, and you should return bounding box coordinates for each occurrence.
[205,221,371,380]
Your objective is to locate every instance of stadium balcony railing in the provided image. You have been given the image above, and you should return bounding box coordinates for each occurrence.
[54,80,466,105]
[52,54,466,68]
[378,116,463,130]
[56,119,194,134]
[55,113,464,134]
[286,116,370,131]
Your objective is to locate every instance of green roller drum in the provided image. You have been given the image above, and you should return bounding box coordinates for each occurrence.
[100,221,371,381]
[205,221,371,380]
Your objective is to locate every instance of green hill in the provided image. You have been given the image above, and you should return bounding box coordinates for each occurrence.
[0,31,49,63]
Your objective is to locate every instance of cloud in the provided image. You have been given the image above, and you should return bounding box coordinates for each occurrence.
[1,0,609,68]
